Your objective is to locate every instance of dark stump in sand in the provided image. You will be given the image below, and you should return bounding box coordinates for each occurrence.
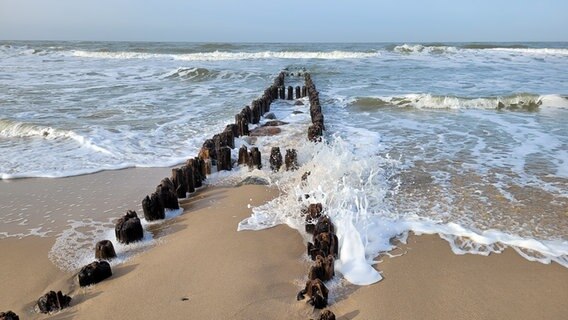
[296,279,329,309]
[78,261,112,287]
[115,210,144,244]
[308,255,335,282]
[295,86,301,99]
[308,231,339,259]
[285,149,298,171]
[269,147,283,172]
[318,310,336,320]
[0,311,19,320]
[248,147,262,170]
[238,145,249,166]
[36,290,71,313]
[157,184,179,210]
[217,146,232,171]
[142,192,166,221]
[95,240,117,261]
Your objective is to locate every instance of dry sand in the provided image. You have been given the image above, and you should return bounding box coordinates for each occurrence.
[0,169,567,319]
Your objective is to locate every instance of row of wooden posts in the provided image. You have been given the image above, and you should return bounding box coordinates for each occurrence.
[5,71,321,318]
[294,75,336,319]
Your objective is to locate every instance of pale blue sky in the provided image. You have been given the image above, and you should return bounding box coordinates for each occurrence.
[1,0,566,42]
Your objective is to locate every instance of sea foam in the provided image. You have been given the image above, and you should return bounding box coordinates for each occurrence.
[239,134,568,285]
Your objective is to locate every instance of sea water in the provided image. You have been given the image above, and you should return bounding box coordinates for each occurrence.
[1,41,567,282]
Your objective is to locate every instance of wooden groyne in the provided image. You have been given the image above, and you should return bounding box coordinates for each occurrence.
[4,70,335,319]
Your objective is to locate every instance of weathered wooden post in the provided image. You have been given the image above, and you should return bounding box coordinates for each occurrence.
[217,146,232,171]
[222,127,235,149]
[269,147,283,172]
[183,164,195,193]
[308,124,323,142]
[200,139,216,162]
[95,240,117,261]
[251,100,261,124]
[78,261,112,287]
[279,86,285,99]
[287,86,293,100]
[115,210,144,243]
[142,192,166,221]
[0,311,19,320]
[36,291,71,313]
[302,86,307,97]
[285,149,298,171]
[187,159,203,188]
[226,123,238,138]
[171,168,187,199]
[248,147,262,170]
[295,86,301,99]
[157,184,179,210]
[238,145,249,165]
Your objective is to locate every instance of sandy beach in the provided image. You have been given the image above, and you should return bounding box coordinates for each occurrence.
[0,169,567,319]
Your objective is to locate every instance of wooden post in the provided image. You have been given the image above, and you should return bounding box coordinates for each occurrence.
[183,164,195,193]
[171,168,187,199]
[157,184,179,210]
[279,86,285,99]
[142,192,166,220]
[115,210,144,243]
[225,123,238,138]
[295,86,301,99]
[187,159,203,188]
[248,147,262,170]
[287,86,293,100]
[302,86,307,97]
[238,145,249,165]
[217,146,232,171]
[78,261,112,287]
[251,100,260,124]
[269,147,283,172]
[36,291,71,313]
[95,240,117,261]
[285,149,298,171]
[308,124,323,142]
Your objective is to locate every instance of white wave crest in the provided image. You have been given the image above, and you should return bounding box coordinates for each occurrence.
[350,94,568,110]
[393,44,458,54]
[488,48,568,56]
[0,119,112,154]
[72,50,380,61]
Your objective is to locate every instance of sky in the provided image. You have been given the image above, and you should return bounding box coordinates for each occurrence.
[0,0,566,42]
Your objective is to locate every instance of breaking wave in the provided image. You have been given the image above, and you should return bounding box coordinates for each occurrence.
[0,119,112,154]
[163,67,219,81]
[391,43,568,56]
[71,50,380,61]
[348,94,568,110]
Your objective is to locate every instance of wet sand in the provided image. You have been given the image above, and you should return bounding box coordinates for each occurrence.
[0,169,567,319]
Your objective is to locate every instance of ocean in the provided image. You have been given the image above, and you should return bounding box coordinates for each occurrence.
[1,41,567,279]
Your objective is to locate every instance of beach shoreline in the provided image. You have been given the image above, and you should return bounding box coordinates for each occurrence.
[1,168,567,319]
